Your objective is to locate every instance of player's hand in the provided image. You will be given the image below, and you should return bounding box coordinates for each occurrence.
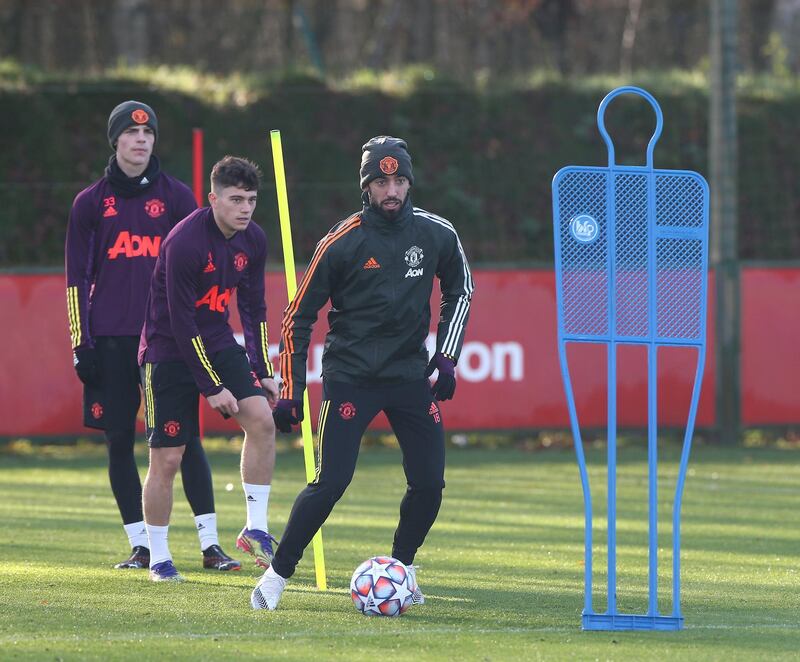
[73,347,99,385]
[273,398,303,433]
[425,352,456,401]
[260,377,279,407]
[207,388,239,417]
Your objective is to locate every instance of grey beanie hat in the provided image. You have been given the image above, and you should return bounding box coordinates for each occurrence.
[359,136,414,189]
[107,100,158,149]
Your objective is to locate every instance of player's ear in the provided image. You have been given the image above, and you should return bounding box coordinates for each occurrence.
[208,191,216,206]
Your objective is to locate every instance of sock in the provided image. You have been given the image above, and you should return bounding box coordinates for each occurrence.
[265,564,286,581]
[243,482,270,532]
[123,521,148,549]
[194,512,219,551]
[146,524,172,566]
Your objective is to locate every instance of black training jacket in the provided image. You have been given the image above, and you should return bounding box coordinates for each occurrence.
[279,197,474,399]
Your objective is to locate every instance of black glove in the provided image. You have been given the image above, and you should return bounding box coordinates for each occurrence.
[73,347,99,386]
[272,399,304,433]
[425,352,456,401]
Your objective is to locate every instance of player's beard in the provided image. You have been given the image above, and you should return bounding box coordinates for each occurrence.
[370,196,404,219]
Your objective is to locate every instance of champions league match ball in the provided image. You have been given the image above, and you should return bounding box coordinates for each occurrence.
[350,556,415,617]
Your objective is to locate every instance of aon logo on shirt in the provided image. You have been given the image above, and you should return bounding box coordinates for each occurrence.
[107,231,161,259]
[196,285,233,312]
[404,267,423,279]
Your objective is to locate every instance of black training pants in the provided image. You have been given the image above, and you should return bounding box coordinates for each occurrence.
[271,378,445,579]
[83,336,215,524]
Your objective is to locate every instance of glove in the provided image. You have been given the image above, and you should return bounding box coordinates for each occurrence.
[73,347,99,385]
[272,398,304,433]
[425,352,456,401]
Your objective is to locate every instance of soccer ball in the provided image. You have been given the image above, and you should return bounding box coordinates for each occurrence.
[350,556,415,617]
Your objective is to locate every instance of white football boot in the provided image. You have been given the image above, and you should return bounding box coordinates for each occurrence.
[251,565,287,610]
[407,565,425,605]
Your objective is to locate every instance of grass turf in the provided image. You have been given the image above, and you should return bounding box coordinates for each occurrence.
[0,442,798,661]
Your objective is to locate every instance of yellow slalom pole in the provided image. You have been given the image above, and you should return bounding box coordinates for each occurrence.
[269,129,327,591]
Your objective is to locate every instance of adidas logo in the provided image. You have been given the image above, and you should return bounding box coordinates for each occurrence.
[363,257,381,269]
[103,206,118,217]
[203,252,216,273]
[428,402,439,415]
[197,523,205,529]
[247,495,256,502]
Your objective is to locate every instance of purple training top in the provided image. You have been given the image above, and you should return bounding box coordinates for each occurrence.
[65,173,197,350]
[138,207,274,396]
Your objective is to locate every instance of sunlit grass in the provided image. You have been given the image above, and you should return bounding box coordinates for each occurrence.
[1,444,798,660]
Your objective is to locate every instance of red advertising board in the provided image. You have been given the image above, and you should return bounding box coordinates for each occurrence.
[740,268,800,424]
[0,269,797,437]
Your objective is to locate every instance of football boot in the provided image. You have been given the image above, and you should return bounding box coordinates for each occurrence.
[114,545,150,569]
[149,559,184,582]
[236,528,279,569]
[202,544,242,571]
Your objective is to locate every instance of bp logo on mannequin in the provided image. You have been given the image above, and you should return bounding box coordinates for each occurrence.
[569,215,599,244]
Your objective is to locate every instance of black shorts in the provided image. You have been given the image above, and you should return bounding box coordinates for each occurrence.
[82,336,141,431]
[142,345,266,448]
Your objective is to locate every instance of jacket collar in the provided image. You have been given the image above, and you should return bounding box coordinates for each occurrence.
[360,192,414,232]
[105,154,161,199]
[204,207,235,241]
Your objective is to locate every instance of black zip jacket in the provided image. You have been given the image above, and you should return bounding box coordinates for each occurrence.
[279,196,474,399]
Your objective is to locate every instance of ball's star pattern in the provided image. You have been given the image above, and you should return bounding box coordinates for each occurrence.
[350,556,416,617]
[366,558,394,585]
[390,578,413,606]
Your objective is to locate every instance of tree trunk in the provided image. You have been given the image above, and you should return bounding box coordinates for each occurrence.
[81,0,100,74]
[112,0,149,67]
[709,0,740,443]
[772,0,800,70]
[38,0,56,70]
[620,0,642,76]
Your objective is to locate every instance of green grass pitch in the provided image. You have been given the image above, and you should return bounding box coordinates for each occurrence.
[0,442,798,661]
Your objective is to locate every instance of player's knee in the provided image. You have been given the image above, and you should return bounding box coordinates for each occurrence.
[330,480,350,502]
[315,476,352,503]
[161,455,183,477]
[150,448,184,477]
[409,478,445,494]
[104,428,135,458]
[245,411,275,440]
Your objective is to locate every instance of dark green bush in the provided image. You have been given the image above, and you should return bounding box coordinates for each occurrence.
[2,68,799,267]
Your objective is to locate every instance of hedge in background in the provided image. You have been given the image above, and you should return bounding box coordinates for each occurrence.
[1,69,799,267]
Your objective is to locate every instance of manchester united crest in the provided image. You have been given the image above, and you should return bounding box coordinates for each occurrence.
[233,252,249,272]
[164,421,181,437]
[379,156,399,175]
[131,109,149,124]
[144,198,165,218]
[339,402,357,420]
[404,245,424,268]
[91,402,103,419]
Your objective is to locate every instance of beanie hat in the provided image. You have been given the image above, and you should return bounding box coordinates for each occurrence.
[107,100,158,149]
[359,136,414,189]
